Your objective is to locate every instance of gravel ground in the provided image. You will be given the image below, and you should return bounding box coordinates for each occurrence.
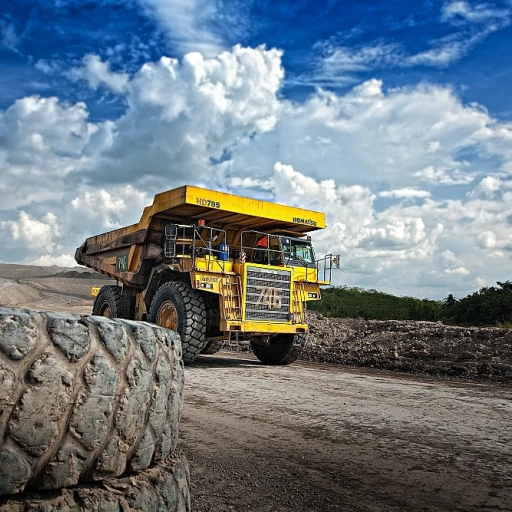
[182,351,512,512]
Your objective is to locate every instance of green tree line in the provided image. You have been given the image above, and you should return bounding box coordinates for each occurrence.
[308,281,512,327]
[443,281,512,327]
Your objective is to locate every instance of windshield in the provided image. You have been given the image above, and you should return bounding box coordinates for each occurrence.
[280,237,315,266]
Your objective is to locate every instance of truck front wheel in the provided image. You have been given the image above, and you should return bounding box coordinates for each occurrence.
[149,281,207,363]
[250,333,307,365]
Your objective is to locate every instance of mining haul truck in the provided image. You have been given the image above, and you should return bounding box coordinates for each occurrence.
[75,185,337,364]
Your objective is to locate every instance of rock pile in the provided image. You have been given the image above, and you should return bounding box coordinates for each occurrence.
[304,314,512,382]
[228,314,512,382]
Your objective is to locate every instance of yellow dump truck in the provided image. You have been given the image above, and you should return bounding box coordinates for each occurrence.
[75,185,337,363]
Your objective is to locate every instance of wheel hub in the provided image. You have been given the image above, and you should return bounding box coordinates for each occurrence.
[157,301,179,331]
[102,306,112,318]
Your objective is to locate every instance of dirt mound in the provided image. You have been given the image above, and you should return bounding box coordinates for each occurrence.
[0,265,113,315]
[52,270,107,279]
[0,281,44,308]
[303,315,512,381]
[303,314,512,381]
[226,313,512,382]
[0,263,91,280]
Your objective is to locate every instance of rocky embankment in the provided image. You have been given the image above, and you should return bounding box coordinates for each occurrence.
[229,314,512,382]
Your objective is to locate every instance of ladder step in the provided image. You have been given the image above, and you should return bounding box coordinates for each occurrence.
[221,276,242,321]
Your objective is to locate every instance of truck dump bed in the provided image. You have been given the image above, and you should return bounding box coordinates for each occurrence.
[75,185,326,286]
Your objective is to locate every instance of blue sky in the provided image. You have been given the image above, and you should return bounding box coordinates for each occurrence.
[3,1,512,117]
[1,0,512,299]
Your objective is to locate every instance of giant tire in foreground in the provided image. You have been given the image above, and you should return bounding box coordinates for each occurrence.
[250,333,307,365]
[148,281,207,364]
[0,453,190,512]
[0,308,184,497]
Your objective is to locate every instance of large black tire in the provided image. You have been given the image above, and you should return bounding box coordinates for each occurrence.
[0,454,190,511]
[0,308,184,496]
[250,333,307,365]
[148,282,207,364]
[92,285,130,318]
[201,339,225,355]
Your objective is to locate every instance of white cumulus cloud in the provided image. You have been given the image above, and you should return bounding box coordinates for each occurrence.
[1,45,512,298]
[379,188,431,199]
[89,45,283,185]
[31,253,78,267]
[70,54,129,93]
[70,186,150,229]
[0,95,96,210]
[477,231,496,248]
[444,266,471,275]
[1,211,60,253]
[469,176,502,198]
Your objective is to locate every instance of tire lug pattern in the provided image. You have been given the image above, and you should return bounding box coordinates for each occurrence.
[0,454,190,511]
[0,308,184,496]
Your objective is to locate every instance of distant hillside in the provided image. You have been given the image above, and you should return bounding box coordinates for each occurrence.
[0,263,95,280]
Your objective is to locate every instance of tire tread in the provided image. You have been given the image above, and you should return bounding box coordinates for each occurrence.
[0,308,184,496]
[0,454,190,512]
[92,286,131,318]
[250,333,307,365]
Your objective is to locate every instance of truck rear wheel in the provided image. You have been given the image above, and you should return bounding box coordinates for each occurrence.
[92,285,129,318]
[250,333,307,365]
[149,282,207,363]
[201,339,225,355]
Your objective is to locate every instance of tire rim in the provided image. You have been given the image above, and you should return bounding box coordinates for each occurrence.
[157,301,179,331]
[102,305,112,318]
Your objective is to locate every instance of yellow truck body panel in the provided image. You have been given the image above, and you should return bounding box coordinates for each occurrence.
[76,185,326,286]
[142,185,326,232]
[86,185,325,247]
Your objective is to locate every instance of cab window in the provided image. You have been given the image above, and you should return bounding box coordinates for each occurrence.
[280,237,315,266]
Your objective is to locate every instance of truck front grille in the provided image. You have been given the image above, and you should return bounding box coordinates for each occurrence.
[245,266,291,322]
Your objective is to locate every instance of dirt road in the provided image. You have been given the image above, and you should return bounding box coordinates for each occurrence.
[0,263,112,315]
[181,352,512,512]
